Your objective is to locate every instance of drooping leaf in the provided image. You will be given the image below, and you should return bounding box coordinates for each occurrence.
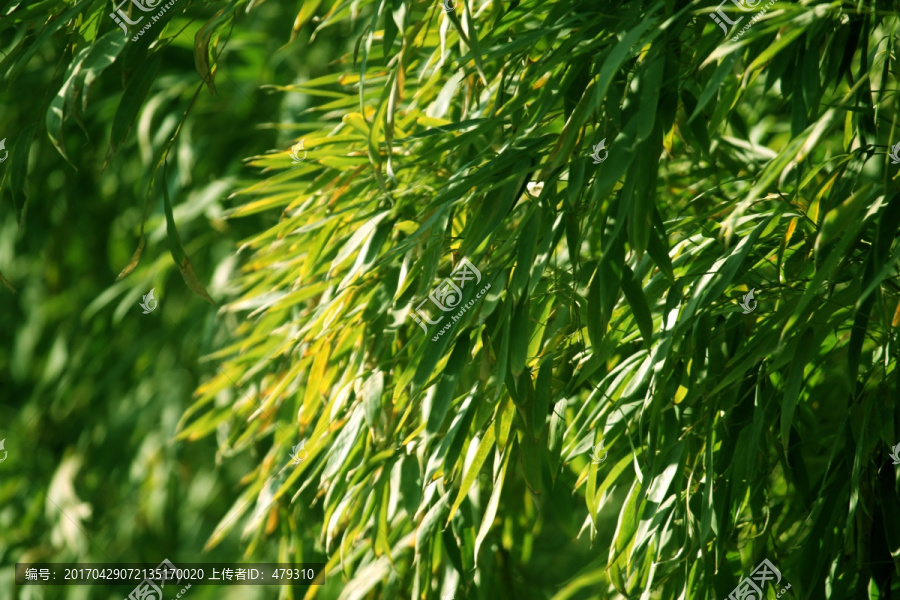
[161,164,217,306]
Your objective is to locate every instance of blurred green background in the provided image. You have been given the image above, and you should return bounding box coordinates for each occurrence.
[0,1,352,597]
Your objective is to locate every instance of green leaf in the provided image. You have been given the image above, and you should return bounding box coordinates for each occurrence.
[621,265,654,349]
[397,454,421,518]
[290,0,323,42]
[587,236,624,348]
[508,296,529,377]
[0,267,17,293]
[426,334,471,434]
[593,18,658,121]
[194,8,231,95]
[447,426,495,524]
[8,124,36,228]
[114,235,145,282]
[533,355,553,437]
[610,478,643,563]
[745,27,807,74]
[815,183,875,255]
[520,428,544,495]
[689,51,738,124]
[474,449,510,564]
[46,30,127,164]
[322,408,364,480]
[646,214,674,282]
[108,53,161,157]
[511,205,540,302]
[361,370,384,432]
[161,165,217,306]
[411,322,455,397]
[6,0,97,83]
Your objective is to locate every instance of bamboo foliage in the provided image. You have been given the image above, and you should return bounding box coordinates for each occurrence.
[173,1,900,597]
[4,0,900,598]
[175,1,900,598]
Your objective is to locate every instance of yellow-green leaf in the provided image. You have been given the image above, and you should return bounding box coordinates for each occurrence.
[447,426,495,524]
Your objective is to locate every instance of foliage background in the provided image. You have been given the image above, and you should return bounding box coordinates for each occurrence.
[2,0,900,599]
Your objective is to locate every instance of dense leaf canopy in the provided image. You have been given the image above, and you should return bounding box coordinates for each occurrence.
[2,0,900,599]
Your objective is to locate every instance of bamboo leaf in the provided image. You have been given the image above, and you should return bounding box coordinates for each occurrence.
[621,265,653,349]
[447,426,495,524]
[161,165,217,306]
